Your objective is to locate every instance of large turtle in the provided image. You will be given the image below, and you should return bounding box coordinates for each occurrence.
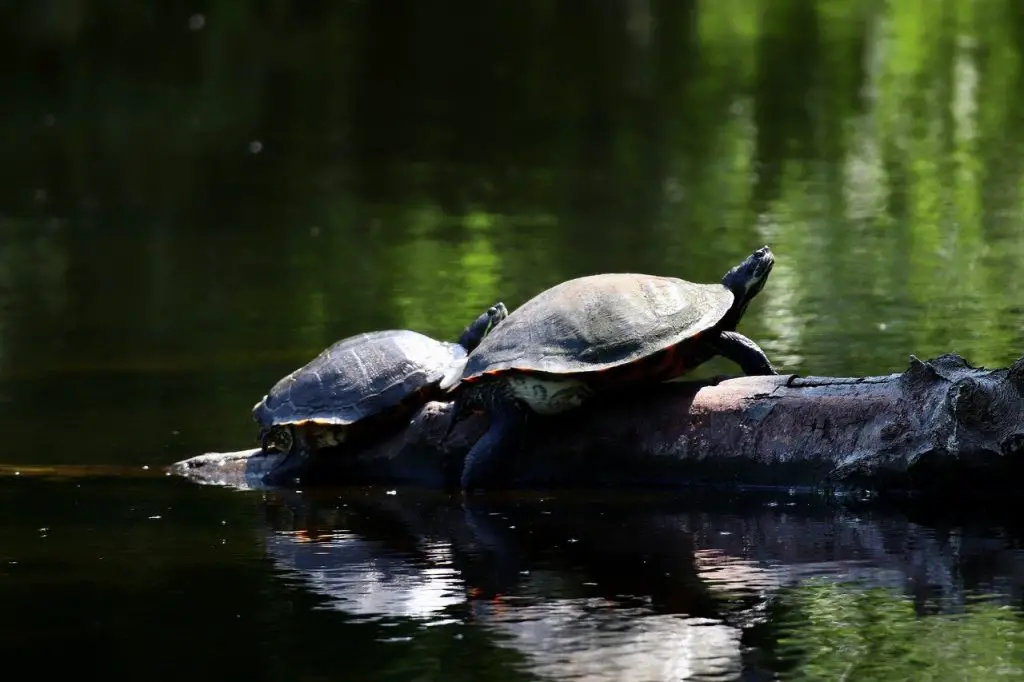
[253,302,508,483]
[441,246,778,491]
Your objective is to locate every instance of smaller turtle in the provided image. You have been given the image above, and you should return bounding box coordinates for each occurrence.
[441,246,778,491]
[253,302,508,483]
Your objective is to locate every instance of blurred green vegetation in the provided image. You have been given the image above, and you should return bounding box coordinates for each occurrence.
[766,579,1024,680]
[1,0,1024,455]
[4,4,1024,678]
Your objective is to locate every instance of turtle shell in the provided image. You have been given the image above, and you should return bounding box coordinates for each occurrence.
[253,329,465,429]
[449,273,734,383]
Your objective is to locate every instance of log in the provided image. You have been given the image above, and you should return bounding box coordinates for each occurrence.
[171,353,1024,495]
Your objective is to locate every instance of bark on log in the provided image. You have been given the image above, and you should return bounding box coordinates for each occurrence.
[172,353,1024,495]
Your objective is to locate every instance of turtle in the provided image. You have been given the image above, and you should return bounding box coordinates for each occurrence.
[440,246,778,491]
[252,302,509,483]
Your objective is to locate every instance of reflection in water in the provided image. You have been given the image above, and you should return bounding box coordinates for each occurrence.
[473,601,742,682]
[266,528,466,622]
[5,2,1024,679]
[258,490,1024,680]
[5,1,1024,467]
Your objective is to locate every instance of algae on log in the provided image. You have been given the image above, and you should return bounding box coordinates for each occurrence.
[172,353,1024,493]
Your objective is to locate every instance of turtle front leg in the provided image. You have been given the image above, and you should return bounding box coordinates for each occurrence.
[712,330,777,375]
[442,390,474,444]
[460,395,527,493]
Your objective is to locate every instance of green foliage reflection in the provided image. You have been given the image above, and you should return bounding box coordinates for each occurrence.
[768,580,1024,681]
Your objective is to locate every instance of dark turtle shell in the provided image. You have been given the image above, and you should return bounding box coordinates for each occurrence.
[444,273,734,384]
[254,329,466,431]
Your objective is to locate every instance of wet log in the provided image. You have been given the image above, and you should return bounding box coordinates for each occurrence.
[172,353,1024,495]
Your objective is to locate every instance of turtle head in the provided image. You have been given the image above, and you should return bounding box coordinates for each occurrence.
[261,425,311,486]
[458,302,508,352]
[720,246,774,327]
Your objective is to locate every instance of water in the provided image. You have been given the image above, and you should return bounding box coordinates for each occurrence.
[3,1,1024,679]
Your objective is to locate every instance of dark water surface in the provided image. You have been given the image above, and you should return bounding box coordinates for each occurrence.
[4,2,1024,679]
